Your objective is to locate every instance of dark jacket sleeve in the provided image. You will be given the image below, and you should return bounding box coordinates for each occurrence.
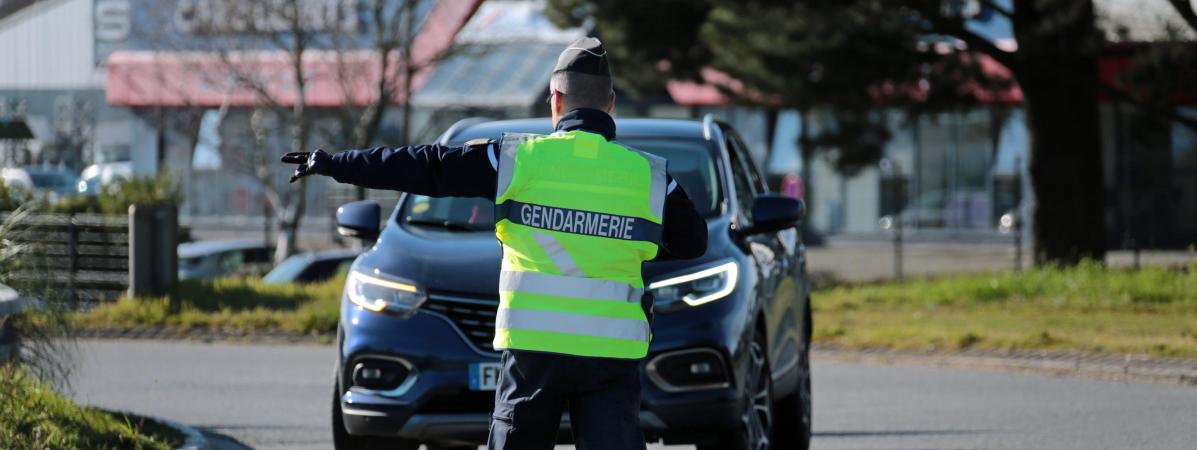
[325,142,497,199]
[654,177,707,261]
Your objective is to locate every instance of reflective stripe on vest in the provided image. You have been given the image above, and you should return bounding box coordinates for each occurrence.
[492,130,666,359]
[638,150,668,219]
[499,270,644,303]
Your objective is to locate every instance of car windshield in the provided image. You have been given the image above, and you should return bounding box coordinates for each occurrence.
[397,137,721,230]
[179,255,205,271]
[28,172,77,189]
[263,255,312,284]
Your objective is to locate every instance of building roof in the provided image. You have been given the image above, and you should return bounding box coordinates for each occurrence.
[411,0,583,110]
[106,0,482,108]
[410,42,564,109]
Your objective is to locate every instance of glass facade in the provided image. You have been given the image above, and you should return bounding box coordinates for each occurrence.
[804,107,1027,236]
[1173,109,1197,240]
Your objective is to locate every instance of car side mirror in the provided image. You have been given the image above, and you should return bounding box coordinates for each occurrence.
[747,195,804,234]
[336,200,381,241]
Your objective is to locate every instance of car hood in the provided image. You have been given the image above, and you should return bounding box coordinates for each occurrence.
[355,219,725,297]
[355,225,504,295]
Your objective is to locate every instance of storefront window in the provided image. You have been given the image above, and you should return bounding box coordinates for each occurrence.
[907,111,997,230]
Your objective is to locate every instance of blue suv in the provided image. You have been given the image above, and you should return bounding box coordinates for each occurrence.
[331,116,812,450]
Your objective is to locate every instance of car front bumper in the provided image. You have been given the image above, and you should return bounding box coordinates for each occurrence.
[341,395,738,444]
[339,293,749,444]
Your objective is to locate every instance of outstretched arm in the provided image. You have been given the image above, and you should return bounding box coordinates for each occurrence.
[282,140,498,199]
[654,178,707,260]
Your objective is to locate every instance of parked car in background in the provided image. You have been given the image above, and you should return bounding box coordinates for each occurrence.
[77,161,133,195]
[178,240,274,280]
[331,116,813,450]
[1,166,79,201]
[263,249,358,285]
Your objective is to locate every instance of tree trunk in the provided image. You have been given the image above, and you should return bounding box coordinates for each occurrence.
[278,136,309,262]
[398,2,417,147]
[1012,0,1105,264]
[798,108,819,244]
[278,5,310,264]
[399,66,414,146]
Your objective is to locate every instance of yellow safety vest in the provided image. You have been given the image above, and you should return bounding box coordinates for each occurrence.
[492,129,668,359]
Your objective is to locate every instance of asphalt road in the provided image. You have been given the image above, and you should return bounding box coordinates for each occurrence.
[70,340,1197,450]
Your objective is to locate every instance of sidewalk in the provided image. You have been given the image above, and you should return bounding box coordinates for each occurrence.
[807,237,1196,282]
[814,343,1197,385]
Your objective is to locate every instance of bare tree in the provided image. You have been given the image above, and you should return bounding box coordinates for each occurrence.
[186,0,345,261]
[324,0,479,200]
[132,0,478,261]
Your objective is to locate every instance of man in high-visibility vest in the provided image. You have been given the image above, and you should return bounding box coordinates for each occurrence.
[283,37,707,450]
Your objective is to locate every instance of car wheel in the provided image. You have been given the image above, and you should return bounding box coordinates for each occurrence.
[332,379,364,450]
[700,332,774,450]
[773,302,813,450]
[332,373,420,450]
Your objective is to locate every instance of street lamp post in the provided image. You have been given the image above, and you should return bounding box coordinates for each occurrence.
[880,158,903,280]
[1013,155,1023,272]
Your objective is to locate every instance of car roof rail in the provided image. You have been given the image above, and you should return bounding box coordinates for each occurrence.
[702,113,720,141]
[436,117,494,146]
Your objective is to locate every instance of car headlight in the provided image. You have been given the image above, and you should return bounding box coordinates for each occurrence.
[346,270,425,318]
[647,261,738,308]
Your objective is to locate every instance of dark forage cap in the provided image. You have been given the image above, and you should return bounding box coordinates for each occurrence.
[553,36,611,77]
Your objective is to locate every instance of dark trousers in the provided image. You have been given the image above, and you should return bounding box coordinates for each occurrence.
[486,350,647,450]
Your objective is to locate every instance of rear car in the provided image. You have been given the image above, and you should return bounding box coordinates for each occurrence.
[263,249,358,285]
[177,239,274,280]
[332,116,813,450]
[1,166,79,202]
[77,161,133,196]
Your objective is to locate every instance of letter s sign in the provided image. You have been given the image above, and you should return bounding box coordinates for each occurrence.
[94,0,130,42]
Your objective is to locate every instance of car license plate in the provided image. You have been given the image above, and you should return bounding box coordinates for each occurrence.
[469,362,502,391]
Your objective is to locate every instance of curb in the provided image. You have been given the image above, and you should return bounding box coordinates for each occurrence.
[158,416,211,450]
[813,345,1197,386]
[108,410,210,450]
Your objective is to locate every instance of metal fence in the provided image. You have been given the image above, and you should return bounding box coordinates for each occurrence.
[3,213,129,302]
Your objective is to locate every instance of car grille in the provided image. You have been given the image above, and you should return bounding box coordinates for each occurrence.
[424,291,500,354]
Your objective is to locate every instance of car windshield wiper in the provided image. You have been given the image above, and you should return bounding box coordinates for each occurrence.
[405,218,489,232]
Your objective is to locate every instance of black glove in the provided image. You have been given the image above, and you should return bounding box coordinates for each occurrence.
[281,149,331,183]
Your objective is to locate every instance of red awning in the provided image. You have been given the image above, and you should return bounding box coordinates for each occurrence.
[668,53,1023,107]
[666,68,754,107]
[106,0,481,108]
[971,53,1023,104]
[1099,42,1197,105]
[669,43,1197,108]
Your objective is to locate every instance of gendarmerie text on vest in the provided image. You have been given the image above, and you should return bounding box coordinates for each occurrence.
[518,203,636,240]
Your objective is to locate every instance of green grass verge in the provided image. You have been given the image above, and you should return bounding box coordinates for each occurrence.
[76,274,345,336]
[814,262,1197,358]
[78,262,1197,359]
[0,369,181,450]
